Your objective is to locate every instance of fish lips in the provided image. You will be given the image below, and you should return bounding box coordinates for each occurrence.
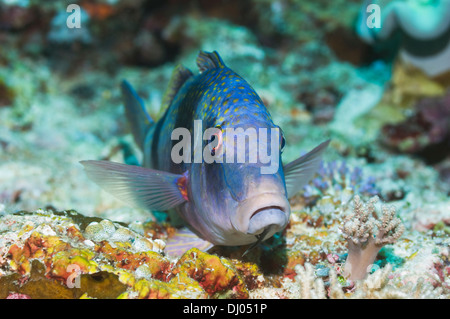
[247,207,287,238]
[233,193,290,238]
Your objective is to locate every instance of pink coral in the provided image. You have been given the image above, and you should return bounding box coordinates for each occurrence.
[340,195,404,280]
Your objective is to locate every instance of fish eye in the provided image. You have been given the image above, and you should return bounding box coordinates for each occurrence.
[280,130,286,153]
[209,125,223,157]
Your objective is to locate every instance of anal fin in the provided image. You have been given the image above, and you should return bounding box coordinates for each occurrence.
[165,227,213,258]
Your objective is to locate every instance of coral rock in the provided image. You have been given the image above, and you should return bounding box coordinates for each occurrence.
[172,248,249,298]
[381,92,450,159]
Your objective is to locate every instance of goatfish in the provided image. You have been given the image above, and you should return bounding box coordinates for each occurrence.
[81,51,329,256]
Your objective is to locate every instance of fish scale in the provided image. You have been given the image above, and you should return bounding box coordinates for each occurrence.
[149,60,273,174]
[194,68,268,126]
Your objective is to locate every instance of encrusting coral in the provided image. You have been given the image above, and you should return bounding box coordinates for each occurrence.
[340,195,405,281]
[0,209,260,299]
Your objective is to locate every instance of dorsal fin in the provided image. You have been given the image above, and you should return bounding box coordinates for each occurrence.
[161,64,193,110]
[196,51,226,72]
[121,80,154,149]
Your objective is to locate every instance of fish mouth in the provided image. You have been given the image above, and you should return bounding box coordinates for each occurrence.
[239,204,288,256]
[247,206,287,236]
[233,192,290,238]
[250,205,285,220]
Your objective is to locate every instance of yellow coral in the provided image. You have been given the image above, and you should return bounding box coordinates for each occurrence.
[386,60,446,108]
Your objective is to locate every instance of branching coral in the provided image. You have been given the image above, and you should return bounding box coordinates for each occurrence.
[297,161,379,209]
[340,195,404,280]
[292,261,447,299]
[351,263,448,299]
[294,263,327,299]
[350,263,407,298]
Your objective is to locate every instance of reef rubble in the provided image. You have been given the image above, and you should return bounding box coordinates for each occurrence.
[0,200,447,299]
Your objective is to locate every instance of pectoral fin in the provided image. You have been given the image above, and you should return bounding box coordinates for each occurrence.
[283,140,330,198]
[80,160,188,211]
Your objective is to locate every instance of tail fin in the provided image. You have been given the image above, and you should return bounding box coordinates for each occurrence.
[121,80,154,149]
